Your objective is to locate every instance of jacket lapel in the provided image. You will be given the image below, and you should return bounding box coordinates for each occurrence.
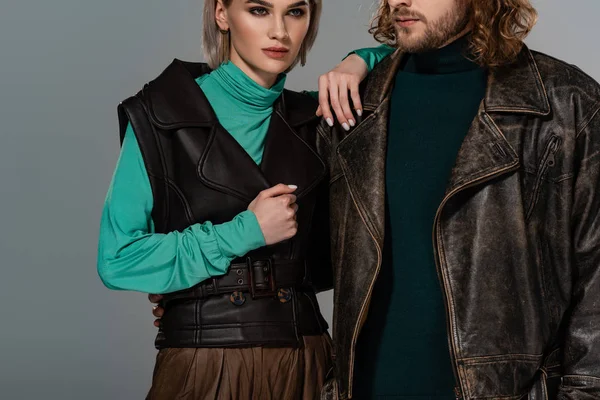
[335,50,405,242]
[443,105,520,195]
[445,47,551,194]
[336,45,552,231]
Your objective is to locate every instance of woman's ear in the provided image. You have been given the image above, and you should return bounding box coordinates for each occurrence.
[215,0,230,32]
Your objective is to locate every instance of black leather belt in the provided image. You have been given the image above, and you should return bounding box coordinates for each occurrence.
[157,256,328,348]
[166,257,310,302]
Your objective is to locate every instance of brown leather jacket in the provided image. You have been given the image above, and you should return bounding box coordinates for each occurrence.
[317,46,600,400]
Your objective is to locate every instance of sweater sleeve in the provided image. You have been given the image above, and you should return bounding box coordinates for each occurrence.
[97,124,266,294]
[346,44,396,72]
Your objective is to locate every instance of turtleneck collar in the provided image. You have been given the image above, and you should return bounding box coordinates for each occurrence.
[402,34,480,75]
[207,61,287,111]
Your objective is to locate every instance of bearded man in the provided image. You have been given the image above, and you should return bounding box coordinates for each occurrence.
[317,0,600,399]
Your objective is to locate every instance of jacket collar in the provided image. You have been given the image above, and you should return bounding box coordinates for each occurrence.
[362,44,551,116]
[336,43,549,244]
[143,59,318,130]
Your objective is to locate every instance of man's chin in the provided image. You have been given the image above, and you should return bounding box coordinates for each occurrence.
[396,38,430,53]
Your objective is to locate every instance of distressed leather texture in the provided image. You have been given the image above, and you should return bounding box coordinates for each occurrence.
[316,46,600,399]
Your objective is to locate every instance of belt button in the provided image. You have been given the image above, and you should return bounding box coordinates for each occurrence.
[230,291,246,306]
[277,288,292,303]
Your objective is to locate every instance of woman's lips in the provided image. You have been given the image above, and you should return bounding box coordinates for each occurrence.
[262,48,289,59]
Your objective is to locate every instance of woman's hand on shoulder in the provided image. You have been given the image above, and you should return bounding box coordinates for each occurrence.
[317,54,368,132]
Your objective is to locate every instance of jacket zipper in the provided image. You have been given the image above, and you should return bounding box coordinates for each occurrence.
[432,136,520,399]
[525,135,561,220]
[539,137,559,182]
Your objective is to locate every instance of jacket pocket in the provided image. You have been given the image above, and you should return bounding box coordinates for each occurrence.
[526,135,562,221]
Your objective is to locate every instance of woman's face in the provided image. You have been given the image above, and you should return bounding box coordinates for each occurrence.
[216,0,311,87]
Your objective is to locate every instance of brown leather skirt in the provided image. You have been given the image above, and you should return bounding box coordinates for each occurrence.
[146,334,332,400]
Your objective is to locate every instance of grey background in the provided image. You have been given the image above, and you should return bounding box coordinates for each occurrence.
[1,0,598,398]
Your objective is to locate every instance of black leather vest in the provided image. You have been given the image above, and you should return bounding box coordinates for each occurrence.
[118,60,332,348]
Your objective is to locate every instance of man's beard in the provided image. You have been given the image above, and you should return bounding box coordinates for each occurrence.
[394,3,470,53]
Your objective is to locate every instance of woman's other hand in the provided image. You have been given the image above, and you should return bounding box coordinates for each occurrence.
[248,184,299,245]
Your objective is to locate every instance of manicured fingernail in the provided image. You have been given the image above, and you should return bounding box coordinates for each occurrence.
[326,118,333,127]
[342,123,350,131]
[152,305,158,310]
[288,185,298,189]
[356,109,363,116]
[349,119,355,127]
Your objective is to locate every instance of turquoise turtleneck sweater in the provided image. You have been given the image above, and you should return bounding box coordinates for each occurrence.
[97,62,274,293]
[196,62,287,165]
[98,52,387,294]
[353,36,487,399]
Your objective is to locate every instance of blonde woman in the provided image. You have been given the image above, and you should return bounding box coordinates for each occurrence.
[97,0,389,398]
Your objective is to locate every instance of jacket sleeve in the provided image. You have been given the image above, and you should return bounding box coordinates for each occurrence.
[558,106,600,399]
[97,124,265,294]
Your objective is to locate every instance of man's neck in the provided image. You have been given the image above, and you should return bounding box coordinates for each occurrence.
[402,33,480,75]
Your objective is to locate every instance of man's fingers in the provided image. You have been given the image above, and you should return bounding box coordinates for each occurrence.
[152,305,164,318]
[148,293,163,303]
[153,319,161,328]
[261,183,297,198]
[318,75,334,126]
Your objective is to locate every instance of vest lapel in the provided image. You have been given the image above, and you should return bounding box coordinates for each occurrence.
[198,123,271,203]
[260,110,326,199]
[146,59,324,203]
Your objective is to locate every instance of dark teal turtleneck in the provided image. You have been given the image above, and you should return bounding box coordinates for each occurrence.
[353,36,487,399]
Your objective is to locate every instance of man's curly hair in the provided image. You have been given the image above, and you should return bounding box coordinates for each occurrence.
[369,0,538,67]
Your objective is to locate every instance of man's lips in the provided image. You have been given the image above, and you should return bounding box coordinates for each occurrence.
[396,18,420,27]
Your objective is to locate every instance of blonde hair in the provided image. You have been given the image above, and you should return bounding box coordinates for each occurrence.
[369,0,538,67]
[203,0,322,70]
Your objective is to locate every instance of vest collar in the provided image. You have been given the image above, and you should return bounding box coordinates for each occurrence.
[144,59,319,130]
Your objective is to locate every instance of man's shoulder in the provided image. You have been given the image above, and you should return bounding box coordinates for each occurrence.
[530,49,600,107]
[282,89,319,107]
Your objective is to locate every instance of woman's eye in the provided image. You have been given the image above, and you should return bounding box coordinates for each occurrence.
[249,7,268,16]
[288,8,305,17]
